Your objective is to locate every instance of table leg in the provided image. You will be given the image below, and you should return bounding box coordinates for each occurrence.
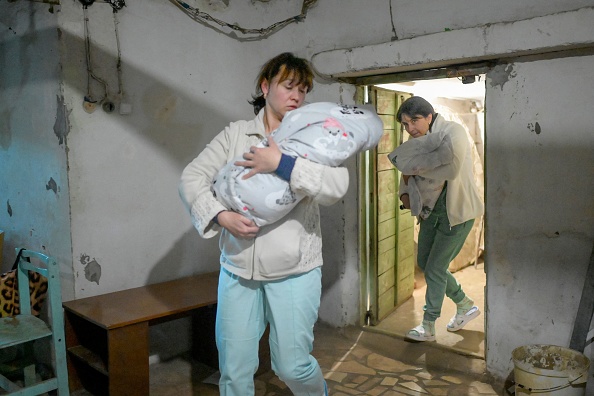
[107,322,149,396]
[64,311,83,392]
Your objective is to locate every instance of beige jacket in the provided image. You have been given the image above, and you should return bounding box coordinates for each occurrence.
[179,109,350,280]
[399,114,484,226]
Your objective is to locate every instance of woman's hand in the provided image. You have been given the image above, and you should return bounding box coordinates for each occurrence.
[217,211,259,239]
[235,136,282,180]
[400,193,410,210]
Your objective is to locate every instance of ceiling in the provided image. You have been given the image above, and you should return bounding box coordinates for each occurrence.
[377,75,486,103]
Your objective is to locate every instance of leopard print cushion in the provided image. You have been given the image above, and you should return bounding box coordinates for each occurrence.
[0,269,48,317]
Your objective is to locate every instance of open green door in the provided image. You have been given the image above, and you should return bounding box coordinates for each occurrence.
[360,87,415,324]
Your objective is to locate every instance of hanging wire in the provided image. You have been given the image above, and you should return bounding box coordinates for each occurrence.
[113,10,124,98]
[169,0,318,37]
[79,0,125,112]
[83,5,109,104]
[107,0,126,10]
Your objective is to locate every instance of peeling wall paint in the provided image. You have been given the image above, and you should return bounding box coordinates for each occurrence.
[488,64,517,90]
[0,4,74,300]
[527,121,542,135]
[53,95,69,145]
[80,254,101,285]
[46,177,58,194]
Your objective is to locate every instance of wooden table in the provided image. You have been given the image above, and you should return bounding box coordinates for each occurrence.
[63,271,219,395]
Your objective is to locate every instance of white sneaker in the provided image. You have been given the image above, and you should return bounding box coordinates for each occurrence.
[406,321,436,342]
[447,306,480,332]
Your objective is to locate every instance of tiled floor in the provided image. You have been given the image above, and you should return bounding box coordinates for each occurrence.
[374,262,486,358]
[142,321,501,395]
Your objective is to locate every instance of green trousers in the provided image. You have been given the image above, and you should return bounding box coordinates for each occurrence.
[417,187,474,322]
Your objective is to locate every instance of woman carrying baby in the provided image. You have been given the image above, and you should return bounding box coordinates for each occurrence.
[395,96,484,342]
[178,52,348,396]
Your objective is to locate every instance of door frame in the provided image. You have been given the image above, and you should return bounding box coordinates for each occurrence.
[357,63,490,327]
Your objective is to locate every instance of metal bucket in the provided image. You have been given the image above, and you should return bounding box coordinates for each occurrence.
[512,344,590,395]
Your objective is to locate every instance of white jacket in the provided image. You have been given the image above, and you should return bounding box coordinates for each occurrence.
[179,109,350,280]
[398,114,484,226]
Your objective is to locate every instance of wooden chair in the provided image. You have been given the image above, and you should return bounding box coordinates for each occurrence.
[0,249,69,395]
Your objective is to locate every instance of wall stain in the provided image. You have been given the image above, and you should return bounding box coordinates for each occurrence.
[46,177,58,194]
[0,110,12,150]
[488,64,516,90]
[536,28,551,37]
[141,84,180,123]
[53,95,70,145]
[80,254,101,285]
[155,95,178,123]
[204,0,229,11]
[7,200,12,217]
[527,122,542,135]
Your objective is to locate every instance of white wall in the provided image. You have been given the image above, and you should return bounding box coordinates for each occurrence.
[55,0,387,324]
[0,5,74,299]
[485,56,594,382]
[390,0,594,39]
[0,0,388,325]
[307,5,594,386]
[60,1,249,295]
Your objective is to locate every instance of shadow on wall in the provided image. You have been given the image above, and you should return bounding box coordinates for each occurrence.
[57,28,229,170]
[1,22,347,292]
[1,24,231,285]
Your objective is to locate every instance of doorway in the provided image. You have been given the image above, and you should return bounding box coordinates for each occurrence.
[360,75,486,358]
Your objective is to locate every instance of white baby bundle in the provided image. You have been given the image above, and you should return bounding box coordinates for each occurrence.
[212,102,384,226]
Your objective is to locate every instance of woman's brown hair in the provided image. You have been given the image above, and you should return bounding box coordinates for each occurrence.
[249,52,314,115]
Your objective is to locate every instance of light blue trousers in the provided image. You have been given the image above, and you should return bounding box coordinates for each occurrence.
[216,267,326,396]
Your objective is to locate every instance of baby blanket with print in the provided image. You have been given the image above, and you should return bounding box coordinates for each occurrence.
[212,102,384,226]
[387,129,454,216]
[387,129,453,175]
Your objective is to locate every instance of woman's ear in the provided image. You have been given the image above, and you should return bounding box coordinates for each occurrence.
[261,80,269,98]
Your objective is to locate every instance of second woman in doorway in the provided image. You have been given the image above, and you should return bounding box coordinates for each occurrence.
[391,96,484,342]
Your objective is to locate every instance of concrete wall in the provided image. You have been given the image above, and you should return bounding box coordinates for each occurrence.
[390,0,593,39]
[53,0,397,324]
[0,4,74,300]
[485,56,594,382]
[59,1,242,296]
[308,2,594,388]
[2,0,594,386]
